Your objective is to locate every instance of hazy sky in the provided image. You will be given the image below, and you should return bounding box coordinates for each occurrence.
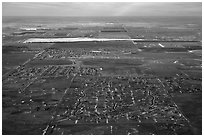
[3,2,202,16]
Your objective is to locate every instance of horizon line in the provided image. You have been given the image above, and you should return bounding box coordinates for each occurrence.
[2,15,202,17]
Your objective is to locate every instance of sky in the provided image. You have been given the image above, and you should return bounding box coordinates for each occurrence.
[2,2,202,17]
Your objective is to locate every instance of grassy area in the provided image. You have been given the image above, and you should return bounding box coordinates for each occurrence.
[2,53,35,67]
[82,58,144,67]
[51,41,134,49]
[28,59,73,66]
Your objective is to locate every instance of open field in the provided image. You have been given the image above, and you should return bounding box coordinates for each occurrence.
[28,59,73,66]
[97,32,130,39]
[2,53,35,69]
[82,58,144,67]
[50,41,135,49]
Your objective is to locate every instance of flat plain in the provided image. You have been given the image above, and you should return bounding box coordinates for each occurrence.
[2,16,202,135]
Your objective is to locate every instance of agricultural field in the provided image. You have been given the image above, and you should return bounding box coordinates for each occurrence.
[51,40,135,49]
